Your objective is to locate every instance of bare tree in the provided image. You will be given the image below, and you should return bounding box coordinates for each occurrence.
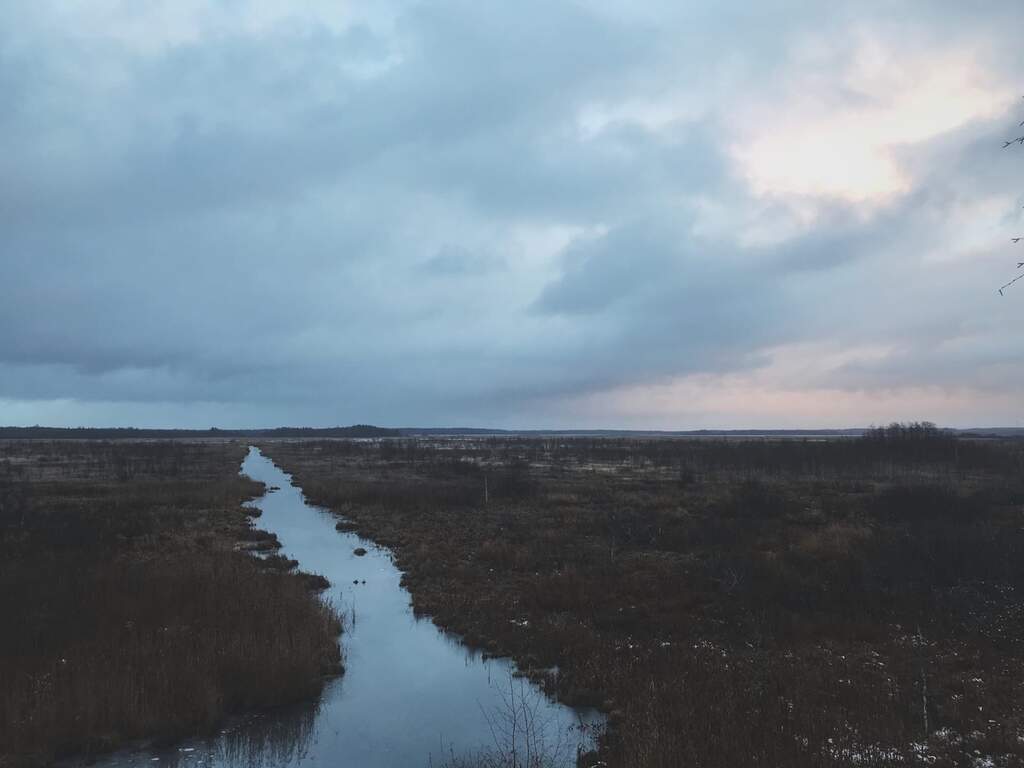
[999,100,1024,295]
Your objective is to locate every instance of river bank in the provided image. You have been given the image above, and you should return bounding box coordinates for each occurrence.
[260,432,1024,767]
[71,447,600,768]
[0,441,341,767]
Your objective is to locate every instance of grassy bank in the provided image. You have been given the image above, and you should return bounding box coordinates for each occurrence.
[0,441,342,767]
[260,427,1024,767]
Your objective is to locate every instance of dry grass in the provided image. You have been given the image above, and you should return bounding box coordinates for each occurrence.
[794,521,873,557]
[0,440,342,767]
[261,431,1024,767]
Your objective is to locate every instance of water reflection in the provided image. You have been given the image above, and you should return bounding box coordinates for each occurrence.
[213,701,318,768]
[79,698,321,768]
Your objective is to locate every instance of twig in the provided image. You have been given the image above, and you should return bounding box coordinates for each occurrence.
[998,271,1024,296]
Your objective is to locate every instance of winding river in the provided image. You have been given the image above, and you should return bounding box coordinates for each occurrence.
[81,447,600,768]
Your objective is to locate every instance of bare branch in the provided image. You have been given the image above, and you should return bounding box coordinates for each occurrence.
[998,272,1024,296]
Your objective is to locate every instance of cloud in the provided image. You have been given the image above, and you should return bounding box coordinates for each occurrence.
[417,245,505,276]
[1,0,1024,428]
[732,41,1013,203]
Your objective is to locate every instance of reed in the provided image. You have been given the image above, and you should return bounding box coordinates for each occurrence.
[261,430,1024,767]
[0,440,342,766]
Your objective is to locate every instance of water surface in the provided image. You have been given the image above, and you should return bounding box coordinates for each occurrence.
[82,447,600,768]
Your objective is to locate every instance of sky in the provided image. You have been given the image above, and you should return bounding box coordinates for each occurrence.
[2,1,1024,430]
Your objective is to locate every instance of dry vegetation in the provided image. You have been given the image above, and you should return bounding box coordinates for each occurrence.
[260,425,1024,768]
[0,440,342,767]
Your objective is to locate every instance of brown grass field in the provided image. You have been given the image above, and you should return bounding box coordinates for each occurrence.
[259,426,1024,767]
[3,428,1022,767]
[0,440,342,767]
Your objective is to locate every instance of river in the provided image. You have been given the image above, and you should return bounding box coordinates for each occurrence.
[78,446,601,768]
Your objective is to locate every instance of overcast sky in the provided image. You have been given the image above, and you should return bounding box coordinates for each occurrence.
[3,1,1024,429]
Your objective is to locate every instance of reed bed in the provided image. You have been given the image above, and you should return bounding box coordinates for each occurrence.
[0,440,342,767]
[262,427,1024,768]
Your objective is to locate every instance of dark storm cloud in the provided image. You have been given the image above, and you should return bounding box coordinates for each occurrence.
[2,0,1023,428]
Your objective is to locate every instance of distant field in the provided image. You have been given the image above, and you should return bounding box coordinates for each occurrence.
[262,425,1024,768]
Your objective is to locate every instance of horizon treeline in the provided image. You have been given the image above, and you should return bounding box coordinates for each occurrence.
[0,425,400,440]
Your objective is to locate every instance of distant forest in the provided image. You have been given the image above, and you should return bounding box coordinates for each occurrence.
[0,425,401,439]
